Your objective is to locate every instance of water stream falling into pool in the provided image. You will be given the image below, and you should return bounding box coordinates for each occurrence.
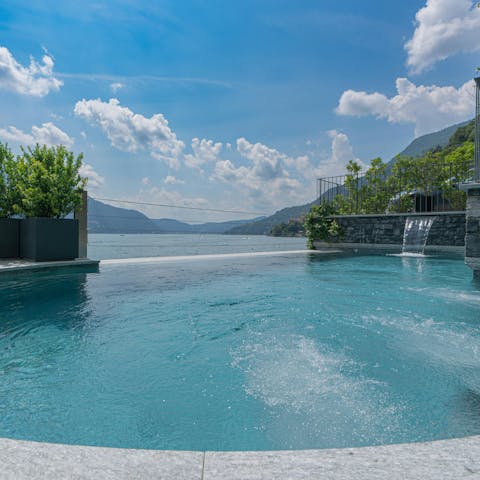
[402,216,436,255]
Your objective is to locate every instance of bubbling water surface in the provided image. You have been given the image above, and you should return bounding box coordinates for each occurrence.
[0,253,479,450]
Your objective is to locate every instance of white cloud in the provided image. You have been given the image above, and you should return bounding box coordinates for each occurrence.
[211,138,305,209]
[79,163,104,188]
[74,98,185,169]
[164,175,185,185]
[405,0,480,74]
[0,122,74,147]
[110,82,125,93]
[236,137,289,180]
[142,176,151,185]
[184,137,222,170]
[336,78,475,136]
[291,131,363,180]
[0,46,62,96]
[315,130,365,177]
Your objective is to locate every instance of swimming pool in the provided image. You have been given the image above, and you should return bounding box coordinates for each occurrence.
[0,253,479,451]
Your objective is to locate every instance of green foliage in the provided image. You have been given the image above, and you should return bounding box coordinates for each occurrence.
[18,145,87,218]
[304,203,342,249]
[0,143,21,217]
[334,139,473,215]
[16,144,87,218]
[270,219,304,237]
[447,120,475,148]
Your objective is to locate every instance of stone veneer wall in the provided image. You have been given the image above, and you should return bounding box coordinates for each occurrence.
[465,187,480,272]
[329,212,465,246]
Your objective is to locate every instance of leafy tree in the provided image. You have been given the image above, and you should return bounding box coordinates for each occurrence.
[17,144,87,218]
[358,158,392,213]
[447,120,475,148]
[333,160,362,214]
[270,220,304,237]
[0,143,21,217]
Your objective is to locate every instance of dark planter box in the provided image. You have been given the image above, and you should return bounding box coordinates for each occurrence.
[20,218,79,261]
[0,218,20,258]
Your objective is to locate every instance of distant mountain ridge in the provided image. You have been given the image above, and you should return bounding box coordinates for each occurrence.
[152,217,264,234]
[87,197,262,234]
[226,120,473,235]
[88,197,159,233]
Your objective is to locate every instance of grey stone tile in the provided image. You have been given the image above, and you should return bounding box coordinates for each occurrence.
[0,438,203,480]
[203,436,480,480]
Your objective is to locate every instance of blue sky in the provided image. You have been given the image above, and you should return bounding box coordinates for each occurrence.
[0,0,479,221]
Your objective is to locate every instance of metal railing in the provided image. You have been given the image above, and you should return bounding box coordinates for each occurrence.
[475,76,480,183]
[317,158,474,214]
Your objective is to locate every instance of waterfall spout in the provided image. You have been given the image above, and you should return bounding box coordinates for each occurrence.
[402,216,436,255]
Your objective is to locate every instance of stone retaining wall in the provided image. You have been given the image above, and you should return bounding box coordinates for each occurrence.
[329,212,465,246]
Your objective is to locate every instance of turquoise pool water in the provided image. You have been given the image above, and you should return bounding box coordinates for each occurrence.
[1,253,480,451]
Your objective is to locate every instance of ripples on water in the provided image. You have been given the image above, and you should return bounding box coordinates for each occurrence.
[0,252,479,450]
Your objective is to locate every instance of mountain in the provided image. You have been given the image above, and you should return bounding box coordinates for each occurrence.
[87,197,261,234]
[226,202,316,235]
[88,197,161,233]
[152,218,263,234]
[394,120,471,159]
[226,120,474,236]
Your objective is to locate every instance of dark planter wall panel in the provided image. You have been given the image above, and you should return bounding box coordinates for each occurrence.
[20,218,79,261]
[0,218,20,258]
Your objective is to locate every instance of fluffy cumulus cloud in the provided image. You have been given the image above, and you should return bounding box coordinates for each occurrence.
[405,0,480,74]
[74,98,185,169]
[212,138,306,208]
[79,163,104,188]
[336,77,475,136]
[0,46,62,96]
[314,131,365,178]
[0,122,73,147]
[184,137,222,171]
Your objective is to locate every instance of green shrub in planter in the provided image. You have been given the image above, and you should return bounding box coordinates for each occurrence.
[0,142,20,218]
[17,144,87,218]
[0,143,21,258]
[15,144,87,261]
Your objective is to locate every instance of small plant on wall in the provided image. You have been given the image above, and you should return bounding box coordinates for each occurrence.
[16,144,86,218]
[304,203,343,249]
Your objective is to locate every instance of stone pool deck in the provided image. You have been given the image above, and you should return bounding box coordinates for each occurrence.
[2,435,480,479]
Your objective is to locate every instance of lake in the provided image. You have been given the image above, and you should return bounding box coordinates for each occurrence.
[87,234,307,260]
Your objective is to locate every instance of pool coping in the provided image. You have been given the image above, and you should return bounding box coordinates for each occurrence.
[100,249,343,266]
[0,250,342,275]
[2,435,480,479]
[0,258,99,275]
